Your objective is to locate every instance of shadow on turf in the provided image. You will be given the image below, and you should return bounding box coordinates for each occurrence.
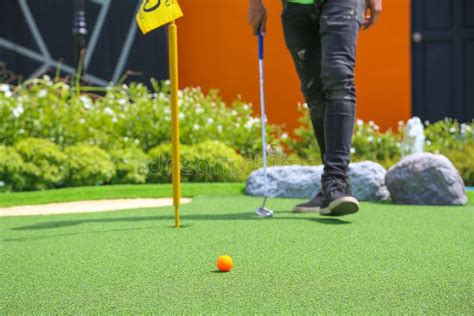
[10,212,351,232]
[3,226,159,242]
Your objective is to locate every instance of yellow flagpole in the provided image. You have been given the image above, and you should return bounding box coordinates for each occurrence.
[168,21,181,228]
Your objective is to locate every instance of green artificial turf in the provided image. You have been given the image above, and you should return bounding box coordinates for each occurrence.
[1,188,473,314]
[0,183,245,207]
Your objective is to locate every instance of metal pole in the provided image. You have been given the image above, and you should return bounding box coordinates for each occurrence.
[73,0,87,78]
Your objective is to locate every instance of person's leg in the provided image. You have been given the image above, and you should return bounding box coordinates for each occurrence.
[281,3,326,213]
[318,0,365,215]
[281,3,325,163]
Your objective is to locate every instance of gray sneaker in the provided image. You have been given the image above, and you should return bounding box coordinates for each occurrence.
[319,178,359,216]
[293,191,323,213]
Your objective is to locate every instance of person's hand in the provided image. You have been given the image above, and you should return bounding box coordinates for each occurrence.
[248,0,267,35]
[363,0,382,29]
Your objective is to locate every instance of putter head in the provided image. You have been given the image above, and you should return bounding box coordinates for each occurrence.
[256,207,273,218]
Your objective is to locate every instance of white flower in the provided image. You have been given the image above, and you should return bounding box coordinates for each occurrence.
[217,125,223,133]
[367,136,374,143]
[373,125,380,131]
[12,104,24,117]
[42,75,52,84]
[79,118,86,124]
[231,110,238,116]
[164,107,171,115]
[424,120,430,126]
[38,89,47,98]
[122,84,128,90]
[302,103,308,109]
[178,112,184,120]
[118,98,127,106]
[134,139,140,144]
[426,140,432,146]
[369,120,375,126]
[207,118,214,124]
[193,124,200,131]
[281,133,289,139]
[104,107,114,115]
[164,79,171,86]
[0,84,11,93]
[449,127,456,133]
[195,106,204,114]
[244,121,253,129]
[356,119,364,127]
[80,96,93,110]
[350,147,356,154]
[4,91,12,98]
[398,120,404,126]
[242,104,250,110]
[112,117,118,123]
[158,92,167,101]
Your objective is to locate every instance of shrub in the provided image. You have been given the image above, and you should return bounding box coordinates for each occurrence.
[109,147,150,184]
[286,104,402,168]
[285,103,322,161]
[423,118,474,152]
[14,138,68,190]
[351,119,402,169]
[443,143,474,186]
[148,141,244,183]
[0,78,284,157]
[0,145,30,191]
[64,144,115,186]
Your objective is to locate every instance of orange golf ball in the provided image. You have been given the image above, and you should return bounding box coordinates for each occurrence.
[216,255,233,272]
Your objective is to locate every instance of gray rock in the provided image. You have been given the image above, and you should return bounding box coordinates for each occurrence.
[385,153,467,205]
[245,161,389,201]
[349,161,390,201]
[246,165,324,199]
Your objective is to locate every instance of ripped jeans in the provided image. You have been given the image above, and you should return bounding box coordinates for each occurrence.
[282,0,365,182]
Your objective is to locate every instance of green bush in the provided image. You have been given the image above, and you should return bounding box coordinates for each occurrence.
[286,104,402,168]
[442,143,474,186]
[64,144,115,186]
[148,141,243,183]
[0,79,284,157]
[14,138,68,190]
[285,103,321,161]
[109,147,150,184]
[423,119,474,152]
[0,145,30,191]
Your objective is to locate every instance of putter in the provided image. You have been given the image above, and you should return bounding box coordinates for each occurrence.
[255,32,273,218]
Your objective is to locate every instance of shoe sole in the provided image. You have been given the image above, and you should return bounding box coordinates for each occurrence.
[293,206,320,213]
[320,196,359,216]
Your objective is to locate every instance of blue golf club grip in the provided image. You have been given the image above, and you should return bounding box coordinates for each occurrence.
[258,33,264,60]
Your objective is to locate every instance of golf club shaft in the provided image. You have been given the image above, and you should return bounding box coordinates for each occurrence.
[258,34,268,204]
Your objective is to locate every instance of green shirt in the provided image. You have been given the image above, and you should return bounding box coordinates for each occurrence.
[287,0,315,4]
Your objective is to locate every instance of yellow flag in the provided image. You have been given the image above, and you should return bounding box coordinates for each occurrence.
[136,0,183,34]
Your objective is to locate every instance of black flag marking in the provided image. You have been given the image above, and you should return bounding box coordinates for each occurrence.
[143,0,161,12]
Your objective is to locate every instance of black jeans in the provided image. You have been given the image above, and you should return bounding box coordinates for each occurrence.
[282,0,364,182]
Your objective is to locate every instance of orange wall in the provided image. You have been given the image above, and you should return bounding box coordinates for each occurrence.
[177,0,411,132]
